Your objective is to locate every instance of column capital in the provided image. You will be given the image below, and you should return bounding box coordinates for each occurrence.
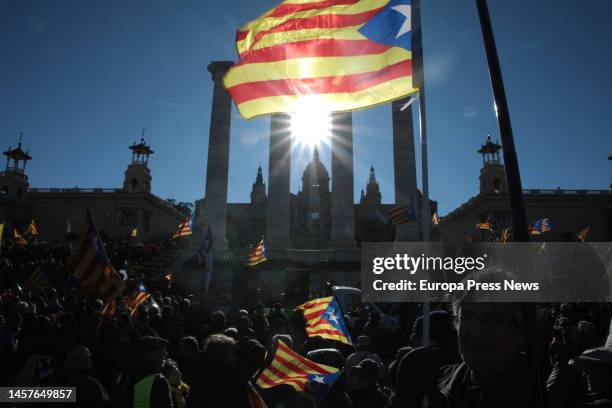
[207,61,234,82]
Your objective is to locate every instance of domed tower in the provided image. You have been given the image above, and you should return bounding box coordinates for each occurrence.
[123,131,153,193]
[297,146,331,246]
[478,135,506,194]
[0,133,31,202]
[361,165,382,206]
[250,165,267,205]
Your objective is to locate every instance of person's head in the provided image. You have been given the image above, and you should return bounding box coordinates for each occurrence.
[355,335,373,352]
[453,301,523,382]
[271,334,294,350]
[411,310,456,348]
[210,310,227,332]
[133,336,169,372]
[202,334,237,365]
[177,336,199,358]
[351,358,380,390]
[64,345,93,372]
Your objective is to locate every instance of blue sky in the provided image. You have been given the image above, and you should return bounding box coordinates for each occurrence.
[1,0,610,215]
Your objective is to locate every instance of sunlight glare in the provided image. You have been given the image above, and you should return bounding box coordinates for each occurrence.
[290,101,331,148]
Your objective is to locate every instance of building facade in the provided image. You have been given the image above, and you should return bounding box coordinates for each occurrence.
[0,136,184,243]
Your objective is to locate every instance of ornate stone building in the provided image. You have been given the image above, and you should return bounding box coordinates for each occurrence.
[431,136,611,242]
[0,135,184,243]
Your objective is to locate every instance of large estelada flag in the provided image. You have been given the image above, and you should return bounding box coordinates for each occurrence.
[67,209,124,302]
[295,296,352,345]
[256,340,340,404]
[224,0,418,119]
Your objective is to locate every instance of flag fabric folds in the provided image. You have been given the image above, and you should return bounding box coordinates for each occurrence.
[295,296,352,345]
[387,202,417,226]
[67,209,125,302]
[27,220,39,236]
[246,239,267,267]
[173,217,193,239]
[529,218,551,235]
[224,0,418,119]
[577,226,590,242]
[256,340,340,404]
[431,211,439,225]
[23,268,50,290]
[13,229,28,246]
[500,227,510,243]
[475,219,492,231]
[126,283,150,317]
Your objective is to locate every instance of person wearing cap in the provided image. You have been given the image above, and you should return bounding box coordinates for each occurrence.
[348,358,389,408]
[346,335,383,389]
[113,336,173,408]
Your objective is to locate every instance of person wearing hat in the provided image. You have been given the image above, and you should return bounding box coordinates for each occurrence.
[346,335,383,389]
[113,336,173,408]
[348,358,389,408]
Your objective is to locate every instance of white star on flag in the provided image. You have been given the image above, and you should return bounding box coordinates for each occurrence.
[312,375,325,384]
[391,5,411,39]
[327,311,339,325]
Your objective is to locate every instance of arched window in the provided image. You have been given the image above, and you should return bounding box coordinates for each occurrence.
[0,185,8,194]
[130,178,138,190]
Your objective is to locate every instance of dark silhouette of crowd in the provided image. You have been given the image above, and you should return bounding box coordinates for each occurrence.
[1,241,612,407]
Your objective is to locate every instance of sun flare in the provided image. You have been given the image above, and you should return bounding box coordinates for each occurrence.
[290,101,331,148]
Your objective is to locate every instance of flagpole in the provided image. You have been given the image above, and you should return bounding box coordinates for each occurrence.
[411,0,431,352]
[475,1,543,407]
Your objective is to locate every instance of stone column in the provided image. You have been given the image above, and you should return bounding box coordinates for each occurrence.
[202,61,233,249]
[330,111,356,248]
[266,114,292,252]
[392,98,419,241]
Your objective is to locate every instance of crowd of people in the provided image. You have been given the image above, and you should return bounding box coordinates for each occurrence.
[1,239,612,407]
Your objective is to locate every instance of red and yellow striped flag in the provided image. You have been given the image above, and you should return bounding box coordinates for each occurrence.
[256,340,339,400]
[224,0,417,119]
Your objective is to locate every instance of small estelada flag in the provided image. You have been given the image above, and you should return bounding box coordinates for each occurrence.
[27,220,39,236]
[256,340,340,405]
[431,211,440,225]
[172,217,193,239]
[14,229,28,246]
[577,226,590,242]
[475,219,492,231]
[246,239,266,267]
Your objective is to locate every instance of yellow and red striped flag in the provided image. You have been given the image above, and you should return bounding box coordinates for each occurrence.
[224,0,418,119]
[172,217,193,239]
[126,283,150,317]
[67,209,124,302]
[246,239,267,267]
[256,340,339,403]
[27,220,39,236]
[295,296,352,345]
[13,229,28,246]
[577,226,590,242]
